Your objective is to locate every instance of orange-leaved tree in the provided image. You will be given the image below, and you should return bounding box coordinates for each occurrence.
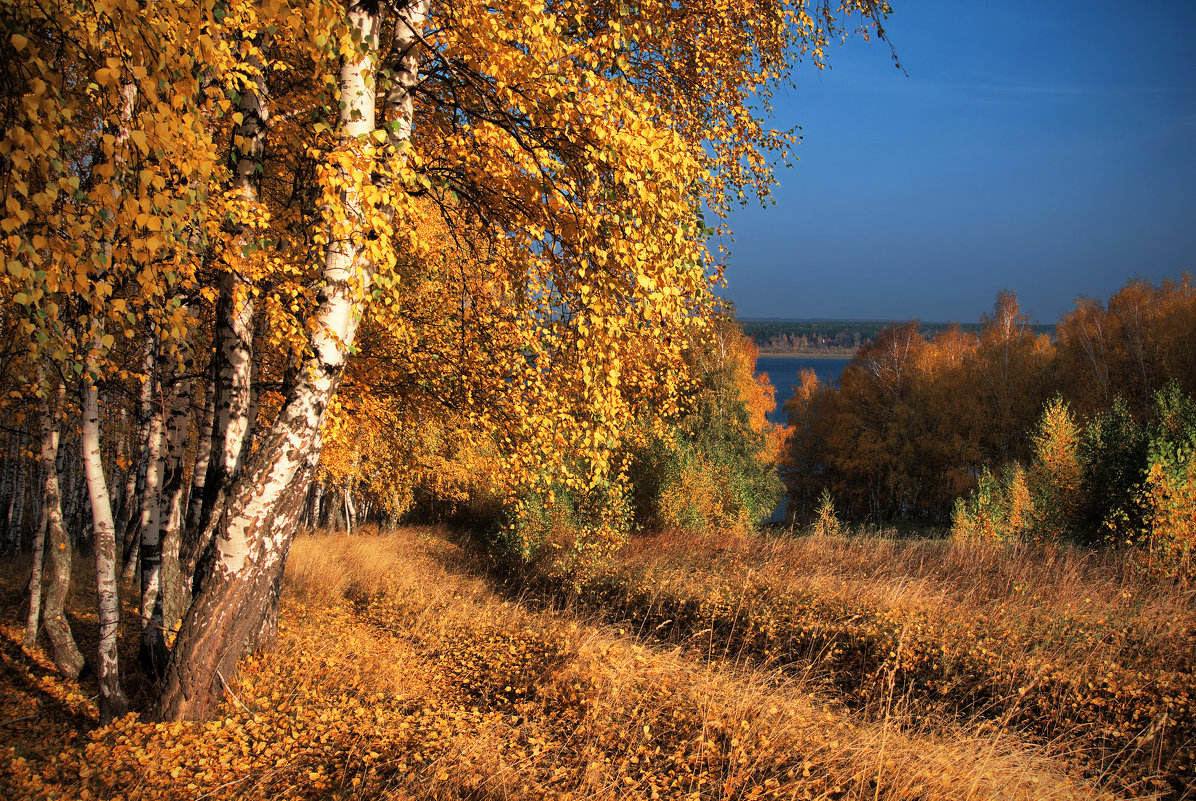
[1026,396,1084,543]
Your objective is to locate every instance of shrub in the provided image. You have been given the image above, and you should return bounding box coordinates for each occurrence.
[635,433,782,536]
[1026,396,1084,543]
[1136,383,1196,573]
[628,314,784,536]
[502,478,634,578]
[951,464,1031,543]
[1077,397,1148,543]
[808,488,842,537]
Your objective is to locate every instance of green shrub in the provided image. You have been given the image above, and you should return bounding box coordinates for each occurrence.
[501,478,634,577]
[1078,397,1148,543]
[951,464,1031,543]
[627,315,784,535]
[809,489,842,537]
[1135,383,1196,572]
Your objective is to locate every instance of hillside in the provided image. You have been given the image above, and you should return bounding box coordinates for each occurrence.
[4,526,1190,800]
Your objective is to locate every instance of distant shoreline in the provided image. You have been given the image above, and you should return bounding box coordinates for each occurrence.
[757,351,855,360]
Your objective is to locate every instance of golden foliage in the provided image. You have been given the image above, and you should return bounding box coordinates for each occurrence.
[648,315,786,536]
[656,452,752,535]
[1140,453,1196,575]
[1027,397,1083,543]
[950,465,1031,544]
[321,390,502,521]
[1057,275,1196,419]
[1,0,890,527]
[809,489,842,538]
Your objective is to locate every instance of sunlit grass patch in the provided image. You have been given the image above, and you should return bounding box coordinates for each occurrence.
[0,528,1144,799]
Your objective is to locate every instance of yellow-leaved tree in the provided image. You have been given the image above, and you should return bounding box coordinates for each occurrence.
[1027,396,1084,543]
[2,0,893,720]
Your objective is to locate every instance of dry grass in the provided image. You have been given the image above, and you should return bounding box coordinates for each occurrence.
[0,526,1177,799]
[545,526,1196,797]
[276,528,1115,800]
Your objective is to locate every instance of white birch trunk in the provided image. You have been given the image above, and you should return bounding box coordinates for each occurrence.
[208,273,254,485]
[137,367,169,676]
[182,34,267,579]
[185,378,215,536]
[84,75,136,723]
[12,428,27,544]
[60,439,80,546]
[159,366,192,633]
[24,421,48,650]
[83,375,129,722]
[2,455,14,550]
[39,378,85,678]
[120,341,155,581]
[153,0,428,720]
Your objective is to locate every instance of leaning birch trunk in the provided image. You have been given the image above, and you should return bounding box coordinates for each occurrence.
[137,364,168,675]
[82,370,129,722]
[120,341,155,582]
[39,380,85,678]
[24,371,54,649]
[25,443,48,651]
[180,30,266,583]
[248,455,318,655]
[159,364,192,633]
[150,0,428,721]
[24,506,47,649]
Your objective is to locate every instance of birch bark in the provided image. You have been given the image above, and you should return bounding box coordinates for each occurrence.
[25,405,48,650]
[185,377,215,538]
[182,34,267,583]
[159,365,192,632]
[137,367,167,674]
[83,373,129,722]
[184,272,254,577]
[119,341,155,581]
[84,76,136,723]
[40,379,84,678]
[11,429,27,545]
[152,0,426,720]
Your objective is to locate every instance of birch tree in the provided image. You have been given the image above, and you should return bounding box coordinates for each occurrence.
[35,378,86,678]
[153,0,427,720]
[3,0,892,719]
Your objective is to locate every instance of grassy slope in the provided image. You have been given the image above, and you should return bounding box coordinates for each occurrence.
[0,526,1187,799]
[542,529,1196,798]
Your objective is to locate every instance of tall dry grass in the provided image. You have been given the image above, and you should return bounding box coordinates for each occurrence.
[0,526,1169,799]
[569,525,1196,797]
[278,527,1120,800]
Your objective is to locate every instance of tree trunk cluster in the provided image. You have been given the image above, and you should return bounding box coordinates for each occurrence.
[5,0,428,724]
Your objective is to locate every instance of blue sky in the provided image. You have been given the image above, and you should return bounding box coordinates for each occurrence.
[720,0,1196,324]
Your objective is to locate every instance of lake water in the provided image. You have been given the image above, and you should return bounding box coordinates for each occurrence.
[755,356,850,425]
[751,356,849,523]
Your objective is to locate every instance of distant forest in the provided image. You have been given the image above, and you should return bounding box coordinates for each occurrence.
[741,319,1057,355]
